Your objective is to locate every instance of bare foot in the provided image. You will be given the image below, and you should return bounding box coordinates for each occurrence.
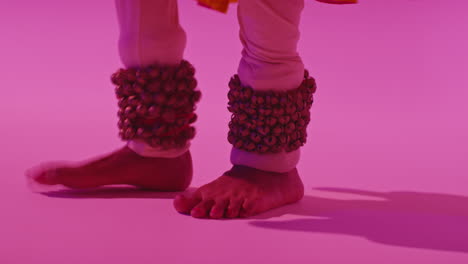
[26,146,192,192]
[173,165,304,219]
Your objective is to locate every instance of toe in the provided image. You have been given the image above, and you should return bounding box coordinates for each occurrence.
[30,166,81,188]
[174,193,201,214]
[239,199,258,218]
[26,162,75,186]
[226,198,243,218]
[209,199,229,219]
[190,200,215,218]
[32,168,60,185]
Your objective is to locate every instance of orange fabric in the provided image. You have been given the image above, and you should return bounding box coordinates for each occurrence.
[197,0,238,13]
[197,0,357,14]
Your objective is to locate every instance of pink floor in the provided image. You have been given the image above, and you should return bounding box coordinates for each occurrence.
[1,0,468,263]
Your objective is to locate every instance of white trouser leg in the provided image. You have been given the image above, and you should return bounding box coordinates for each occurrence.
[231,0,305,173]
[115,0,190,158]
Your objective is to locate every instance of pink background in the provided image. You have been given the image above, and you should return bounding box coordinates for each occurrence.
[1,0,467,263]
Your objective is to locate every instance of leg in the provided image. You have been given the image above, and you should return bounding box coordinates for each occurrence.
[26,0,198,192]
[174,0,315,218]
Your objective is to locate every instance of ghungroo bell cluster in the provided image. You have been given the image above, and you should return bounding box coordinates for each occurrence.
[111,60,201,149]
[227,70,316,153]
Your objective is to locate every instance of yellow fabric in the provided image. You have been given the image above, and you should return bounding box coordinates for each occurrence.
[197,0,357,14]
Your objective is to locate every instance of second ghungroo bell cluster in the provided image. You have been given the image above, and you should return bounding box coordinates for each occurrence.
[227,70,316,153]
[111,60,201,149]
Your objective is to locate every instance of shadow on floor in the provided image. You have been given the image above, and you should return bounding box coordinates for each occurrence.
[42,185,468,253]
[43,186,196,199]
[249,187,468,254]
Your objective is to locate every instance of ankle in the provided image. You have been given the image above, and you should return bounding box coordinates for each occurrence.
[127,140,190,158]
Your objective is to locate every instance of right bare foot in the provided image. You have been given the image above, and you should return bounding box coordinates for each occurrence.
[26,146,193,192]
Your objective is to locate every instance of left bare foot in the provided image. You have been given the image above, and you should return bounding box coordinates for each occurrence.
[25,146,193,192]
[173,165,304,219]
